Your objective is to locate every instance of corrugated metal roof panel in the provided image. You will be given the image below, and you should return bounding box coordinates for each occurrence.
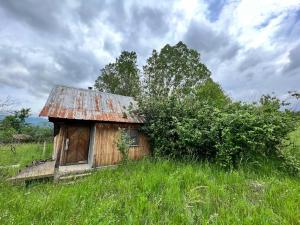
[39,85,144,123]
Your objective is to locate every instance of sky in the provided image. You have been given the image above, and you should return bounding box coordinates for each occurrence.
[0,0,300,114]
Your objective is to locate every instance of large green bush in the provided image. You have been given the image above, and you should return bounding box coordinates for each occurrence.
[138,84,299,173]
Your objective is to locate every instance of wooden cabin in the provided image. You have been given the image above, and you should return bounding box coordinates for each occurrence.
[39,85,150,169]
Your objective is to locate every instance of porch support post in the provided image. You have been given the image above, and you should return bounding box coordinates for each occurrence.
[88,124,96,168]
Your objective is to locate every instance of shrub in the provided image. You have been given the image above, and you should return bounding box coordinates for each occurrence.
[0,127,16,143]
[278,146,300,176]
[116,128,132,163]
[138,86,299,173]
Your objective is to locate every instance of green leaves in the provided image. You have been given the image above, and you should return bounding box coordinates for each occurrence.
[0,108,52,143]
[93,42,299,174]
[94,42,212,100]
[116,128,133,163]
[143,42,211,98]
[139,84,299,173]
[0,108,31,143]
[94,51,141,97]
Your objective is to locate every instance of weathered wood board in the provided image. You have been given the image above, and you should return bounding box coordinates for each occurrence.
[8,161,56,182]
[93,123,150,166]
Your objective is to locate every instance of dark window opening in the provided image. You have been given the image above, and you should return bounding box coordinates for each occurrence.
[127,129,139,146]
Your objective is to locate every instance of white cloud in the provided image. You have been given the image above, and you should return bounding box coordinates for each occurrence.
[0,0,300,113]
[183,0,300,103]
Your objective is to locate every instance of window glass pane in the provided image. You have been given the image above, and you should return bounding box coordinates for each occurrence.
[127,129,139,146]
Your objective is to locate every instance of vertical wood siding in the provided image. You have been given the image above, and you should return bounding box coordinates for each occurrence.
[94,123,150,166]
[52,125,66,166]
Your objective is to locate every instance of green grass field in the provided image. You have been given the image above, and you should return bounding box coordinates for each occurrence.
[0,143,52,167]
[0,130,300,225]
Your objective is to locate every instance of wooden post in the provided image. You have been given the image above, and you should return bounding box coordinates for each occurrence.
[43,141,46,158]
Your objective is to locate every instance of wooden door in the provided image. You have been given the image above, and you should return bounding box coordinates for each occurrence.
[64,125,90,164]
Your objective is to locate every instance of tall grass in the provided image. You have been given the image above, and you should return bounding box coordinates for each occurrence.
[0,160,299,224]
[288,127,300,159]
[0,143,52,177]
[0,139,299,224]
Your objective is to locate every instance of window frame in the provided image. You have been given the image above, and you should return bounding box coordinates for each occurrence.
[127,128,139,147]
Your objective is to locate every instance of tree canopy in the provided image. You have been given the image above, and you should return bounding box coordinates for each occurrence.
[94,51,141,97]
[1,108,30,132]
[143,41,211,98]
[93,41,299,174]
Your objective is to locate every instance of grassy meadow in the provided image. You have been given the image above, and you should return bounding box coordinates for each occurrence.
[0,130,300,225]
[0,143,52,167]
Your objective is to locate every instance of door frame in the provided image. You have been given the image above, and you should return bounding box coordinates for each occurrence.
[63,124,91,165]
[51,120,95,167]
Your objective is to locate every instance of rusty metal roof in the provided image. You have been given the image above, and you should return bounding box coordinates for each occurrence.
[39,85,144,123]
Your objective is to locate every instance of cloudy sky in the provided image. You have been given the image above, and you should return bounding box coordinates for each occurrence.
[0,0,300,114]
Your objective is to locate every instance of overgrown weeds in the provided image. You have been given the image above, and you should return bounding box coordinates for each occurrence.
[0,148,300,224]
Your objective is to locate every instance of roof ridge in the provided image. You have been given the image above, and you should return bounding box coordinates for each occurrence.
[55,85,136,99]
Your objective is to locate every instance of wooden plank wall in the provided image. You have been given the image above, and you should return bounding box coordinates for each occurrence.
[53,124,63,160]
[52,125,66,166]
[93,123,150,166]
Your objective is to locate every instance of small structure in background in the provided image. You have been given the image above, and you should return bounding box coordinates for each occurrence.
[7,134,32,154]
[12,134,32,143]
[10,85,150,182]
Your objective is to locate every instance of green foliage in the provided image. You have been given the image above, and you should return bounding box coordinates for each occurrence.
[0,127,16,143]
[278,149,300,176]
[1,108,30,132]
[137,42,299,173]
[116,128,132,163]
[95,41,211,99]
[1,146,300,224]
[139,81,299,173]
[143,41,211,98]
[193,78,231,108]
[94,51,141,97]
[0,108,52,143]
[0,108,30,143]
[21,125,53,142]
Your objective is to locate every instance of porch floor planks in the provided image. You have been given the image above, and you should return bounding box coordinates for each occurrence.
[9,161,56,182]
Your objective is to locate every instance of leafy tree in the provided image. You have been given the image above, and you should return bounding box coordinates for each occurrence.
[137,42,299,174]
[21,125,53,142]
[143,41,211,98]
[0,107,53,143]
[193,78,231,108]
[259,94,283,111]
[94,51,141,97]
[1,108,30,132]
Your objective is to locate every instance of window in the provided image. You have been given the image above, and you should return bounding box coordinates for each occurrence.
[127,129,139,146]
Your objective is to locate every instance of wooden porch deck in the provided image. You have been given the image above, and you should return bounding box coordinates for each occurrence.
[8,161,56,182]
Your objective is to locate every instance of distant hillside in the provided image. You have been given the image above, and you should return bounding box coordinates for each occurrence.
[25,116,51,127]
[0,114,51,127]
